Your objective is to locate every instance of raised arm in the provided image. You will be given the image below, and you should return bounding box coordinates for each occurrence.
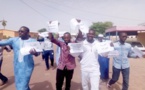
[0,38,13,46]
[75,30,85,42]
[48,32,61,46]
[48,32,54,41]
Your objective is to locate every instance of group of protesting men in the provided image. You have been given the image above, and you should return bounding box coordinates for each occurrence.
[0,22,144,90]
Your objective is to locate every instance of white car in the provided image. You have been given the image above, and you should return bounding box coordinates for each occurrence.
[128,41,145,55]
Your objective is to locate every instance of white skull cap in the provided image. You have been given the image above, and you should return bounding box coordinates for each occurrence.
[98,34,103,37]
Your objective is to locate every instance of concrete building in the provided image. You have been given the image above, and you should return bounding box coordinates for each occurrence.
[105,26,145,46]
[0,29,38,39]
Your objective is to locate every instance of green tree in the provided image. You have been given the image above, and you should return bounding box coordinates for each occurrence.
[38,28,47,33]
[0,19,7,29]
[90,21,113,34]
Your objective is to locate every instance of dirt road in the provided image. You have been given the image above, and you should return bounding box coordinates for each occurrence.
[0,51,145,90]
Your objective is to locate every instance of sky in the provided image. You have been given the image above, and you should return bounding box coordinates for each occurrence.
[0,0,145,32]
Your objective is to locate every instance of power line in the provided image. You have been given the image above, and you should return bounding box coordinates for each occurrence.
[19,0,48,19]
[19,0,144,24]
[34,0,95,22]
[20,0,93,22]
[45,0,144,22]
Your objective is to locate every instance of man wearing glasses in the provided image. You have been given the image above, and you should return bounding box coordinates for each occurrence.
[107,32,138,90]
[0,26,39,90]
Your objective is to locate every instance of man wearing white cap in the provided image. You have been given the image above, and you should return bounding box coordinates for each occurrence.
[98,34,110,81]
[98,34,104,38]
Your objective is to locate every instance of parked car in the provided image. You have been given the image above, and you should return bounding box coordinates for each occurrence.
[127,41,145,54]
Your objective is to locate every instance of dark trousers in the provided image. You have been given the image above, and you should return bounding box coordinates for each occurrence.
[0,73,8,83]
[109,67,130,90]
[0,59,8,84]
[0,59,3,71]
[43,50,54,69]
[56,68,74,90]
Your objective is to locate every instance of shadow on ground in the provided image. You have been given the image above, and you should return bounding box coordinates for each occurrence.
[108,83,121,90]
[71,81,82,90]
[30,81,53,90]
[0,76,15,90]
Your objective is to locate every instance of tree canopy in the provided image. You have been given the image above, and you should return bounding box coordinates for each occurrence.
[90,21,113,35]
[0,19,7,29]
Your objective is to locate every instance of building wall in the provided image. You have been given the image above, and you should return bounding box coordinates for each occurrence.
[14,31,19,37]
[110,36,137,42]
[137,32,145,46]
[0,29,38,39]
[0,33,3,39]
[3,30,15,37]
[0,29,16,39]
[29,32,38,38]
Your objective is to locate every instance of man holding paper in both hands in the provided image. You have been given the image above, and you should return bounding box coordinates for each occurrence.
[107,32,141,90]
[0,26,39,90]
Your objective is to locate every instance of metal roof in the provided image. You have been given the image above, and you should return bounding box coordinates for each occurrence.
[105,26,145,36]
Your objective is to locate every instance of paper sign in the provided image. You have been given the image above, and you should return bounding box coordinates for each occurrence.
[68,43,83,57]
[108,50,120,57]
[70,18,89,35]
[47,20,59,33]
[20,47,32,55]
[26,42,44,52]
[20,42,44,55]
[97,41,114,54]
[132,46,144,58]
[79,22,89,34]
[70,18,79,35]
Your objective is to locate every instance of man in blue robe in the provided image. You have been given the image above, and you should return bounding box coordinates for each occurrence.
[0,26,39,90]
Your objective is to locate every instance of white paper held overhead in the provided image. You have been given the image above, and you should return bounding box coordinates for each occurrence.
[78,21,89,34]
[47,20,59,33]
[70,18,79,35]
